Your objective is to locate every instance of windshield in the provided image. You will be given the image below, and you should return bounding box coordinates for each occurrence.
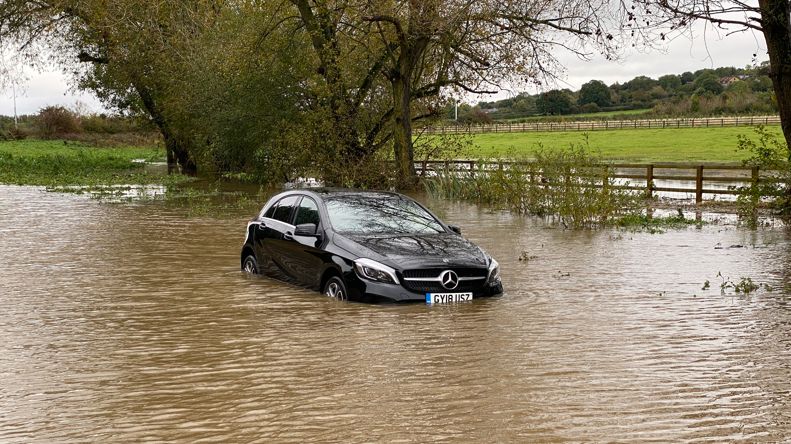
[325,194,445,235]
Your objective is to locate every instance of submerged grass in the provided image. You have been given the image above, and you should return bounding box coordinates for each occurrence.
[72,180,269,218]
[614,213,704,233]
[0,139,263,218]
[0,139,167,186]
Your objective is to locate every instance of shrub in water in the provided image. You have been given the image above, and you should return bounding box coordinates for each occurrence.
[734,125,791,226]
[425,145,641,228]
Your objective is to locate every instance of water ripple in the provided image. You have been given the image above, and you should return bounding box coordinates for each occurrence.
[1,185,790,442]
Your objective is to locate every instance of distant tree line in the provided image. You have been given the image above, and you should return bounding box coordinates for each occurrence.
[0,106,153,141]
[463,63,776,122]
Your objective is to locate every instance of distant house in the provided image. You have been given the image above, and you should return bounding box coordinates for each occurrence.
[483,108,499,114]
[719,76,741,86]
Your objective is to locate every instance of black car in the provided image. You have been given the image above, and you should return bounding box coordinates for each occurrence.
[240,189,502,303]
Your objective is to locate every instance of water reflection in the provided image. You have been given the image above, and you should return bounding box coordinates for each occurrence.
[1,185,790,442]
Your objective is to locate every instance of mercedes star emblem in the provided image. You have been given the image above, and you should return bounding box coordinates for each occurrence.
[440,270,459,290]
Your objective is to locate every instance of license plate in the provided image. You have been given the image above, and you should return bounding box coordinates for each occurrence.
[426,292,473,304]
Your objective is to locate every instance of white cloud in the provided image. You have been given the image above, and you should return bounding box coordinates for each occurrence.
[1,67,105,116]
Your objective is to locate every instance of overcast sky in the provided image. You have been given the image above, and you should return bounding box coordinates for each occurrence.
[0,22,768,117]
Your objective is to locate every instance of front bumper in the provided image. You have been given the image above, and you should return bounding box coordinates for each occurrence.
[345,272,503,303]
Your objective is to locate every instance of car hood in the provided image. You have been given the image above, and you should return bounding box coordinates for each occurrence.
[335,232,489,269]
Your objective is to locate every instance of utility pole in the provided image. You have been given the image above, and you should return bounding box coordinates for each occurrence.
[454,99,458,121]
[12,80,18,130]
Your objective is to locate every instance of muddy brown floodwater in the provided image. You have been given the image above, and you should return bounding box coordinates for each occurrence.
[1,184,791,442]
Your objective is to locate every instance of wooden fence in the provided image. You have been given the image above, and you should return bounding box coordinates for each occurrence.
[424,115,781,135]
[416,160,788,203]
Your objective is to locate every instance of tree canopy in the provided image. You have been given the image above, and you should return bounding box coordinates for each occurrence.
[578,80,612,107]
[2,0,788,186]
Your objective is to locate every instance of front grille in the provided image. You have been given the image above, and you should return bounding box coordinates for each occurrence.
[400,267,488,294]
[401,281,483,293]
[402,268,487,279]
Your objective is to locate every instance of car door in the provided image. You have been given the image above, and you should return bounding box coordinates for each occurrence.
[258,195,299,280]
[282,196,327,287]
[251,199,278,273]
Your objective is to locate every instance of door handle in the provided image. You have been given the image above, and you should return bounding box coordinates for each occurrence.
[284,231,293,241]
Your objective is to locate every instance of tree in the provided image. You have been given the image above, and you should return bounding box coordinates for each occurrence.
[0,0,221,174]
[288,0,625,187]
[680,71,695,84]
[635,0,791,157]
[658,74,681,93]
[693,72,724,95]
[578,80,612,107]
[537,89,574,114]
[166,2,317,183]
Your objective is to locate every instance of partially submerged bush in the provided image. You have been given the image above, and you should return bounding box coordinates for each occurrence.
[425,145,641,228]
[734,126,791,226]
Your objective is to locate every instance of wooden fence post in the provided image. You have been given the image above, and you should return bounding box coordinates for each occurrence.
[695,165,704,203]
[469,160,476,178]
[752,166,759,185]
[646,164,654,198]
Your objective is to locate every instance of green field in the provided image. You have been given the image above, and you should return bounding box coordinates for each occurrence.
[0,139,167,186]
[461,125,785,162]
[502,108,652,123]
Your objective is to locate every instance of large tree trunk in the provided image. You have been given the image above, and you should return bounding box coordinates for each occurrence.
[759,0,791,158]
[164,132,198,176]
[391,72,417,188]
[132,78,197,175]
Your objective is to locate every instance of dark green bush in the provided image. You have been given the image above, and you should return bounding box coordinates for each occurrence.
[36,106,82,138]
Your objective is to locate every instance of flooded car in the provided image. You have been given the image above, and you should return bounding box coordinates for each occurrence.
[240,189,503,303]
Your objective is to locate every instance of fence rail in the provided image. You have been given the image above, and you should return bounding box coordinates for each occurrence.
[417,160,788,203]
[424,115,781,135]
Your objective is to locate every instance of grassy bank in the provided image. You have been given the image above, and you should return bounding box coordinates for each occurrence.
[0,139,168,186]
[458,125,784,162]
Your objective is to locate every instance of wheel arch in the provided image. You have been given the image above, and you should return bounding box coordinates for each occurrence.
[319,265,345,292]
[241,246,255,269]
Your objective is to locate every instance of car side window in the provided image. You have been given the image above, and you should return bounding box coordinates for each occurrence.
[263,202,278,219]
[272,196,298,223]
[294,197,320,226]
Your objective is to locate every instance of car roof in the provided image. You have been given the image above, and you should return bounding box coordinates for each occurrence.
[289,188,406,200]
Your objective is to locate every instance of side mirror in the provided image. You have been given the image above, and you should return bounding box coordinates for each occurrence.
[448,224,462,235]
[294,223,319,236]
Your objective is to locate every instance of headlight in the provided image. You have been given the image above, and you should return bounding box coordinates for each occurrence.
[487,258,500,282]
[354,258,398,284]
